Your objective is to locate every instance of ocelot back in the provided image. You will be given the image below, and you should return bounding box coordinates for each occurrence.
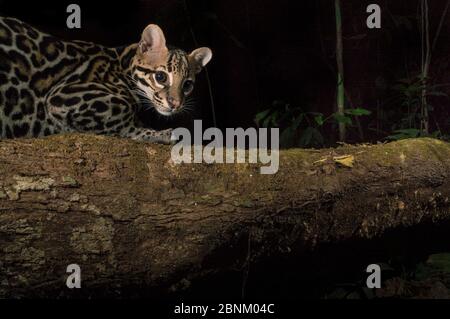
[0,16,212,143]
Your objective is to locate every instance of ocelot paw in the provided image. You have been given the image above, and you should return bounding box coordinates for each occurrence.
[156,128,177,145]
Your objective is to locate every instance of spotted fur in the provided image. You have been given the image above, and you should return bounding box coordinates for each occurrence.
[0,17,212,143]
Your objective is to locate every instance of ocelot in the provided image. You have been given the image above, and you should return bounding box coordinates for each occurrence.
[0,16,212,143]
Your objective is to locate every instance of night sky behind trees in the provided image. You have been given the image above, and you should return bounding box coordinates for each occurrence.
[1,0,450,147]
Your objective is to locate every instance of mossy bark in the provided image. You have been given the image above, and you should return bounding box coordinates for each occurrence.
[0,134,450,297]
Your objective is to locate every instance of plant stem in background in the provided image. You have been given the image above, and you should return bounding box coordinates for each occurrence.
[317,4,364,141]
[420,0,430,134]
[335,0,346,141]
[420,0,450,135]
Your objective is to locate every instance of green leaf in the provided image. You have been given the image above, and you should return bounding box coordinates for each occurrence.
[262,111,279,128]
[255,109,271,126]
[395,129,421,136]
[386,128,421,140]
[426,253,450,274]
[333,113,353,125]
[262,116,271,128]
[271,110,280,126]
[345,108,372,116]
[314,114,325,126]
[431,131,441,138]
[386,133,408,141]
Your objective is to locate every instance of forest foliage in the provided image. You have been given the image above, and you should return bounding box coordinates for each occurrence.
[254,0,450,148]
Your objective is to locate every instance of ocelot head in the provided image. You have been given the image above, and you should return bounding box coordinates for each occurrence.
[131,24,212,116]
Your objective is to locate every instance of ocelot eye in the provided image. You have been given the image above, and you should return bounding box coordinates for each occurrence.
[183,80,194,95]
[154,71,168,84]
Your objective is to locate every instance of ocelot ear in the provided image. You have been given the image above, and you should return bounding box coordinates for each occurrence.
[189,47,213,74]
[138,24,168,60]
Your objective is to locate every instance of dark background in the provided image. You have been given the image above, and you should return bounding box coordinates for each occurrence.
[1,0,450,145]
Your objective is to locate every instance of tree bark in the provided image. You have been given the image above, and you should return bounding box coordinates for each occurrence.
[0,135,450,298]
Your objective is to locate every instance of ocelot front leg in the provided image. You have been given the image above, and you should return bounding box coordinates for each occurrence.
[46,83,174,144]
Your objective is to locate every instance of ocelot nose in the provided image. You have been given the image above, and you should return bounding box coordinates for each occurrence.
[167,97,181,110]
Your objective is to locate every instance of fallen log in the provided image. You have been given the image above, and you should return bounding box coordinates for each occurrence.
[0,135,449,298]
